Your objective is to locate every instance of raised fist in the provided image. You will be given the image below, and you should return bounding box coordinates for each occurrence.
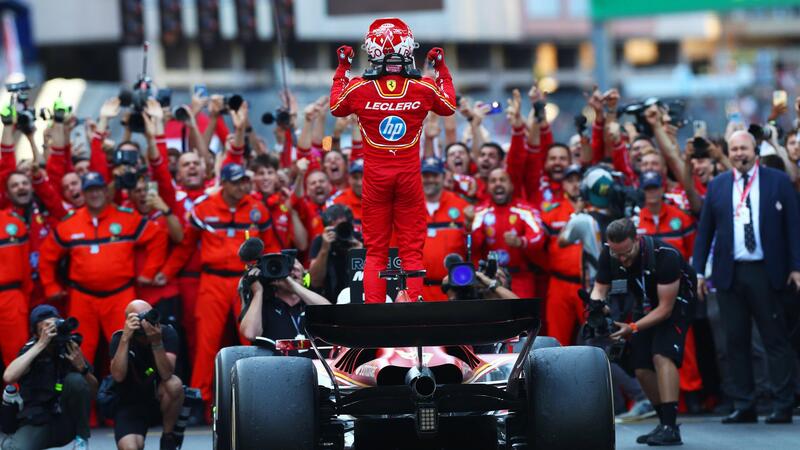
[337,45,355,67]
[427,47,445,68]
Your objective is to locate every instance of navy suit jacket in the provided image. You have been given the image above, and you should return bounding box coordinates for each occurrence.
[692,166,800,291]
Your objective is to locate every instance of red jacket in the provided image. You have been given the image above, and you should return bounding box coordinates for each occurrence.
[471,200,545,273]
[0,209,31,294]
[39,205,167,297]
[423,191,469,294]
[330,74,456,161]
[506,124,562,209]
[161,191,280,278]
[541,201,583,281]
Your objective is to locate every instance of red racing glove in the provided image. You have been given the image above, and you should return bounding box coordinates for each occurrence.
[426,47,445,69]
[337,45,355,69]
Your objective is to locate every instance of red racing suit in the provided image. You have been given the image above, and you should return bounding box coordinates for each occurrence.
[330,65,456,303]
[471,200,545,298]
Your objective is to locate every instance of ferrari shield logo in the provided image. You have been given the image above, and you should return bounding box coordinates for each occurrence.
[387,80,397,92]
[509,215,518,225]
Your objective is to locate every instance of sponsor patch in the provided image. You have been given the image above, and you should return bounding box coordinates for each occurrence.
[669,217,682,231]
[448,207,460,220]
[5,223,18,236]
[250,209,262,223]
[378,115,406,142]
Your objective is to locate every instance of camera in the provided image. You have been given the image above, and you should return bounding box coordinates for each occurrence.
[443,252,499,300]
[577,290,627,362]
[257,251,295,281]
[748,123,774,143]
[53,317,83,354]
[623,98,687,138]
[1,81,37,134]
[574,114,588,136]
[261,108,292,128]
[119,78,153,134]
[222,94,244,114]
[134,309,161,336]
[112,150,143,190]
[333,221,354,243]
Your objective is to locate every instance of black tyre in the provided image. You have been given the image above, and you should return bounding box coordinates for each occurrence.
[532,336,561,350]
[231,356,318,450]
[213,346,274,450]
[525,346,614,450]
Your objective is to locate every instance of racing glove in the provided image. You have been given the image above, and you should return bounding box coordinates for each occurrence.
[334,45,355,80]
[426,47,451,79]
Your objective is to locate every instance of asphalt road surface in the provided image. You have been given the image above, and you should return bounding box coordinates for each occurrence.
[40,415,800,449]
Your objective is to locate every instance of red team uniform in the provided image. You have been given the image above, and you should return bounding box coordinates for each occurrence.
[330,18,456,303]
[471,201,545,298]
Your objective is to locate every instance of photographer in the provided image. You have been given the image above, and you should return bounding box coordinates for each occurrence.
[589,218,696,446]
[308,204,363,303]
[442,266,518,301]
[108,300,183,450]
[1,306,95,450]
[239,258,330,343]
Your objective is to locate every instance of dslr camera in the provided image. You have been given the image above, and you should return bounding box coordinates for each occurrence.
[1,81,36,134]
[112,149,144,190]
[578,289,627,363]
[134,309,161,337]
[261,108,292,128]
[321,204,358,250]
[53,317,83,356]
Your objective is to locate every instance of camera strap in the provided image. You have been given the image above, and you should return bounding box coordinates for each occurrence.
[635,236,656,314]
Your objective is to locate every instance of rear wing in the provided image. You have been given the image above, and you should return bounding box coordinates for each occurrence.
[304,299,540,348]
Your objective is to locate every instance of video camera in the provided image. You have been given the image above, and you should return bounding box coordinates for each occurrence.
[1,80,37,134]
[442,252,499,300]
[622,98,687,138]
[238,237,297,283]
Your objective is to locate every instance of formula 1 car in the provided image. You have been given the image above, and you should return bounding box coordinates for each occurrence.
[212,296,614,450]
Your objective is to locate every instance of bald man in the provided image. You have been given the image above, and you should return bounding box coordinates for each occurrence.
[694,129,800,424]
[109,300,184,450]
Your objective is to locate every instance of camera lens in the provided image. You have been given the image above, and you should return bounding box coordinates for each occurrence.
[265,258,284,277]
[450,264,476,287]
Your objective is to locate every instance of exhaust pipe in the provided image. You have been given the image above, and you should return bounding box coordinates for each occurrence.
[406,366,436,399]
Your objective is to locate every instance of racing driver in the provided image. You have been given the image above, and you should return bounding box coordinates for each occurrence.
[330,18,456,303]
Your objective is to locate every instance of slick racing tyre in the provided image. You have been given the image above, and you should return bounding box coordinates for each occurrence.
[525,346,614,450]
[231,356,318,450]
[532,336,561,350]
[213,346,274,450]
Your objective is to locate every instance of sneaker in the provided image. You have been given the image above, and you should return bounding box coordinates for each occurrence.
[160,432,179,450]
[72,436,89,450]
[646,424,682,446]
[617,399,657,423]
[636,424,661,444]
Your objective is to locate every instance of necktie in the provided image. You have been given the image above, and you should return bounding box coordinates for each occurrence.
[741,172,756,253]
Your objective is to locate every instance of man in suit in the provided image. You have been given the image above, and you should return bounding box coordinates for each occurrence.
[693,129,800,424]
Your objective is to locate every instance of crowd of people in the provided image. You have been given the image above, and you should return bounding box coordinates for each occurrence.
[0,66,799,447]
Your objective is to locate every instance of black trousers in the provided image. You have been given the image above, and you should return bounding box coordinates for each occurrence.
[716,261,796,412]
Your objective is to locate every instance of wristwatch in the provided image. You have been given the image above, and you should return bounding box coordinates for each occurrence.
[79,365,91,376]
[162,208,173,216]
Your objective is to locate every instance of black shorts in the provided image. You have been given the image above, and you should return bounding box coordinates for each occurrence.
[630,316,690,371]
[113,400,162,443]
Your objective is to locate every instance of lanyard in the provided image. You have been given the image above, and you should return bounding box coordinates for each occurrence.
[289,311,302,336]
[734,166,757,218]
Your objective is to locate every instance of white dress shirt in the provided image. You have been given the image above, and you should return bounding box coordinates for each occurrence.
[732,165,763,261]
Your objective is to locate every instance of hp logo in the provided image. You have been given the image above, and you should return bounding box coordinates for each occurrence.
[379,116,406,142]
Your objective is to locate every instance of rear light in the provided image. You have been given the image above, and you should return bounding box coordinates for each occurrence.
[415,405,438,435]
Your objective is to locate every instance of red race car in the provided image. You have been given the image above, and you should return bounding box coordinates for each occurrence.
[213,299,614,450]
